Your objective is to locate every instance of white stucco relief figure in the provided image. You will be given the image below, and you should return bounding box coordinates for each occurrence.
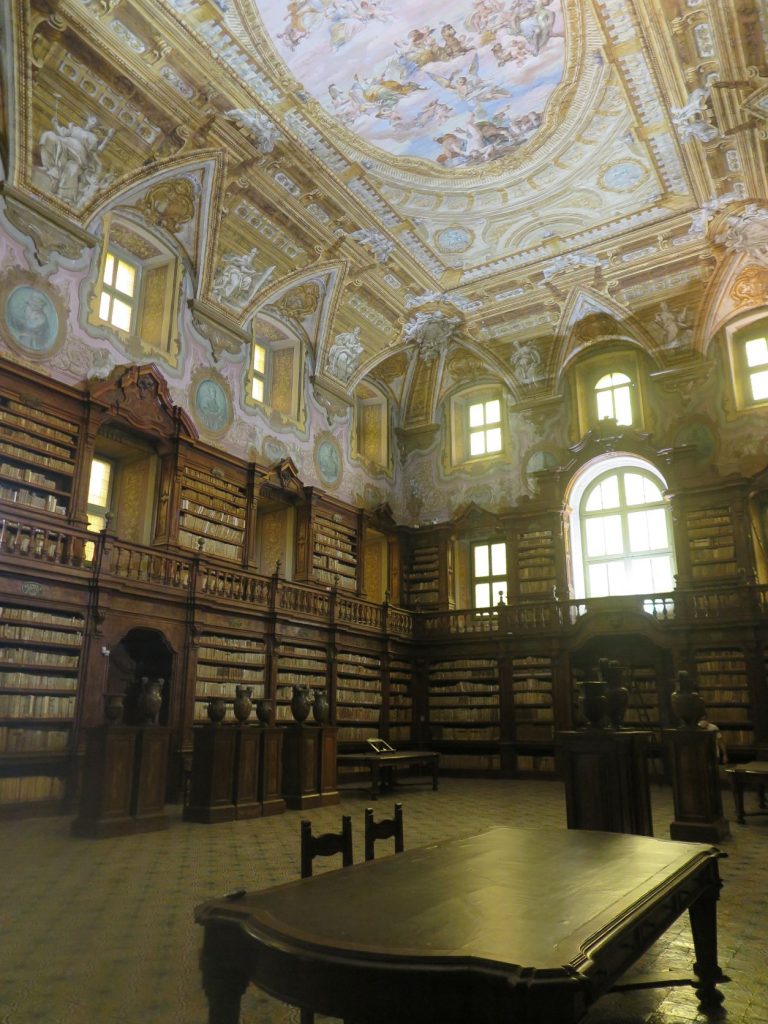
[542,252,604,280]
[211,248,276,307]
[327,326,363,382]
[348,228,395,263]
[224,109,283,153]
[685,188,746,238]
[716,204,768,267]
[510,339,542,384]
[37,106,114,207]
[671,88,719,144]
[402,310,461,362]
[653,302,692,349]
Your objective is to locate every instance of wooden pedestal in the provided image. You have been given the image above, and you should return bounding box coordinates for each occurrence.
[184,725,237,823]
[663,728,730,842]
[258,726,286,816]
[557,729,653,836]
[281,725,339,810]
[71,726,137,837]
[234,726,262,819]
[132,727,170,832]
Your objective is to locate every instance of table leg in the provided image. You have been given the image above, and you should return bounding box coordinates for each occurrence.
[200,925,250,1024]
[689,885,725,1008]
[758,784,766,810]
[730,775,746,825]
[431,757,439,791]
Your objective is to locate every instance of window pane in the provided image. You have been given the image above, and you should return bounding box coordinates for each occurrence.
[88,458,111,508]
[484,399,500,424]
[490,543,506,576]
[586,515,624,557]
[750,369,768,401]
[613,385,632,425]
[468,402,485,427]
[604,559,630,595]
[596,390,614,421]
[629,507,667,551]
[102,252,115,285]
[745,337,768,367]
[585,518,606,557]
[114,259,136,297]
[485,427,502,452]
[474,545,490,578]
[650,555,674,592]
[585,475,620,512]
[469,431,486,456]
[86,513,106,534]
[110,298,132,331]
[494,581,508,605]
[588,562,609,597]
[253,344,266,374]
[474,582,490,608]
[98,292,112,322]
[629,557,654,594]
[251,377,264,402]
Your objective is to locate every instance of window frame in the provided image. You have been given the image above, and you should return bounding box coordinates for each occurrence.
[354,390,390,470]
[571,349,647,439]
[448,387,506,467]
[726,313,768,411]
[99,248,139,334]
[470,539,509,612]
[86,455,115,534]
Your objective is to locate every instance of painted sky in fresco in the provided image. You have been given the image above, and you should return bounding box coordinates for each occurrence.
[257,1,565,167]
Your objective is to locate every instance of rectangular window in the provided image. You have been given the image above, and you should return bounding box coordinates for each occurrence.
[468,399,502,457]
[472,541,508,610]
[86,457,113,533]
[251,343,266,402]
[99,252,137,332]
[745,335,768,401]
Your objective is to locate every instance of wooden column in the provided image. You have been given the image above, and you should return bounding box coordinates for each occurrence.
[184,724,237,823]
[282,723,322,810]
[258,726,285,816]
[233,725,262,819]
[132,726,170,832]
[318,725,339,806]
[557,729,653,836]
[663,728,730,842]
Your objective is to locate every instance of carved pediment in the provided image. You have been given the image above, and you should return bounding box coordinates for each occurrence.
[259,457,305,500]
[89,363,197,440]
[451,501,504,533]
[367,502,396,530]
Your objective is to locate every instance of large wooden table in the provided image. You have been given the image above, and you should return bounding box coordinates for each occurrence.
[725,760,768,824]
[336,749,439,798]
[195,827,725,1024]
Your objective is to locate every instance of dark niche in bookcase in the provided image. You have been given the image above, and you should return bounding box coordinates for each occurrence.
[193,633,266,723]
[0,602,83,814]
[694,647,754,752]
[0,392,79,519]
[177,464,248,563]
[335,650,382,745]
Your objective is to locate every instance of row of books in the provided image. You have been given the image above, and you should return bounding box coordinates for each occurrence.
[197,647,265,664]
[0,775,66,802]
[180,497,245,528]
[0,607,82,627]
[0,671,77,691]
[0,726,70,752]
[429,694,499,707]
[336,707,381,722]
[178,529,240,559]
[0,485,66,515]
[0,404,76,442]
[336,688,382,705]
[430,708,500,723]
[0,442,72,474]
[180,485,246,517]
[0,648,78,667]
[0,461,61,488]
[432,726,501,741]
[0,693,76,717]
[513,692,553,706]
[0,624,82,644]
[183,465,246,497]
[180,513,243,544]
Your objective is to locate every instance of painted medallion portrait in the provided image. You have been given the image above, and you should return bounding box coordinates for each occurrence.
[258,0,564,167]
[4,286,60,355]
[192,375,231,435]
[315,435,342,488]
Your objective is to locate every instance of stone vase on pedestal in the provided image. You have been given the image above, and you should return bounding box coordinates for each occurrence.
[255,698,274,725]
[138,677,163,725]
[578,680,608,729]
[207,697,227,725]
[233,685,253,723]
[312,689,329,724]
[671,670,705,728]
[290,685,312,723]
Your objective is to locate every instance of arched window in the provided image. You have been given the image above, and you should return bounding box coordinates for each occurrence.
[595,372,633,425]
[568,457,675,598]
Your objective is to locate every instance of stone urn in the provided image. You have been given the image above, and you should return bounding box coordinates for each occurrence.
[255,698,274,725]
[207,697,227,724]
[312,689,329,724]
[138,677,163,725]
[601,659,629,730]
[104,693,124,726]
[290,685,313,723]
[233,685,253,723]
[671,670,705,728]
[578,679,608,729]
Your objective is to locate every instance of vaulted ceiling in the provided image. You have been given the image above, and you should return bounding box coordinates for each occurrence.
[3,0,768,433]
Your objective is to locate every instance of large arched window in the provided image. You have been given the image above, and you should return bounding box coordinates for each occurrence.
[569,457,676,598]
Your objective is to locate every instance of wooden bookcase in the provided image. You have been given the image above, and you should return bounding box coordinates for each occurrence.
[387,657,413,746]
[335,650,382,745]
[274,641,328,722]
[514,526,557,599]
[0,601,82,813]
[177,464,248,563]
[694,647,754,752]
[404,542,441,608]
[427,656,501,772]
[0,391,79,520]
[510,655,554,746]
[296,491,361,591]
[685,507,739,581]
[193,633,266,723]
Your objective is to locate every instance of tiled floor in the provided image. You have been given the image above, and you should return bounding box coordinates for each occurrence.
[0,777,765,1024]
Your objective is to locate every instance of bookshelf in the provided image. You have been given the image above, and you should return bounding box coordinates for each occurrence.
[312,509,358,590]
[274,642,328,721]
[0,602,83,812]
[335,651,382,745]
[623,664,661,739]
[193,633,266,723]
[510,655,554,746]
[404,543,440,608]
[0,392,78,518]
[388,657,413,745]
[515,526,557,598]
[427,656,500,772]
[686,507,738,580]
[178,465,248,562]
[694,647,754,751]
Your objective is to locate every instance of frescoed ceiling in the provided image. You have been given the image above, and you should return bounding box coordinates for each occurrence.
[3,0,768,436]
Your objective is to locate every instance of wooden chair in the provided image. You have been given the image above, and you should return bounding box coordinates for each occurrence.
[364,802,404,862]
[300,815,353,878]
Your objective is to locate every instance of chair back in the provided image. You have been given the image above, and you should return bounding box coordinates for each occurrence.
[364,802,404,862]
[300,815,353,878]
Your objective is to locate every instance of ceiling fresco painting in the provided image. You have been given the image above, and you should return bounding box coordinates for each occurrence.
[258,0,565,167]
